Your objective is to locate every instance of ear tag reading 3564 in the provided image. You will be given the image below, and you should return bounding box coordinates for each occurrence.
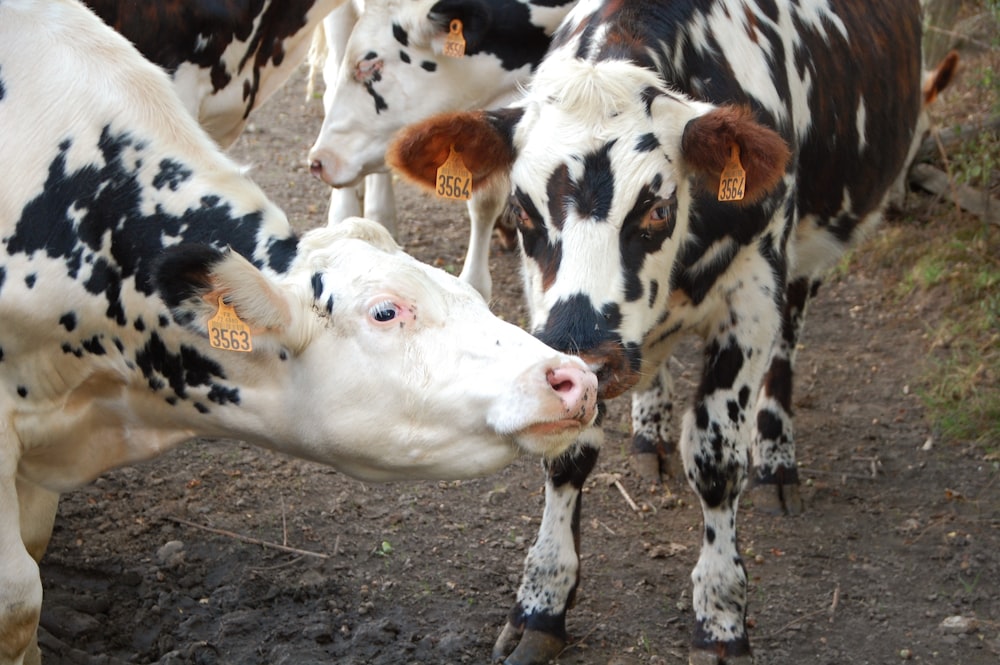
[443,19,466,58]
[718,143,747,202]
[208,296,253,352]
[435,146,472,201]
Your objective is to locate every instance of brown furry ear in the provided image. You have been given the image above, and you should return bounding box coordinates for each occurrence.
[680,105,790,205]
[388,110,518,192]
[923,50,958,105]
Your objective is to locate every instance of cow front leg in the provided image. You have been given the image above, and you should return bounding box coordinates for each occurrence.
[682,400,753,664]
[749,277,818,515]
[683,293,779,663]
[460,178,508,300]
[492,428,603,665]
[630,362,678,485]
[0,468,52,665]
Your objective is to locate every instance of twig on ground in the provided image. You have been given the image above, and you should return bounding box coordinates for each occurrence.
[165,515,330,559]
[280,494,288,547]
[760,586,840,640]
[829,583,840,623]
[614,479,641,513]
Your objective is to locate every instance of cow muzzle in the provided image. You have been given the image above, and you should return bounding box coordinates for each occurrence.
[579,340,641,401]
[307,148,367,188]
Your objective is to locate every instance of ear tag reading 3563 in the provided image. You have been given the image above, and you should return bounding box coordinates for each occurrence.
[718,143,747,202]
[208,296,253,352]
[435,146,472,201]
[443,19,466,58]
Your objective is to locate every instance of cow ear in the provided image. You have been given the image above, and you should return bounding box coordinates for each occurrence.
[156,245,292,340]
[427,0,492,53]
[680,105,790,205]
[923,50,959,105]
[388,108,521,194]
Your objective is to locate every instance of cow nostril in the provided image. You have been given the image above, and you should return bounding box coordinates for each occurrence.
[546,368,575,394]
[309,159,323,177]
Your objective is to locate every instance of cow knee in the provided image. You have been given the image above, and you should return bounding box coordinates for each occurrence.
[680,411,749,510]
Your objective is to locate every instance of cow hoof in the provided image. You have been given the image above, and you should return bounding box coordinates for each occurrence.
[630,450,680,485]
[492,621,523,661]
[631,451,664,484]
[493,626,565,665]
[689,648,754,664]
[747,482,804,516]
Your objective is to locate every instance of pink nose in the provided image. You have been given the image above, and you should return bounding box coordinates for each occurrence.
[547,364,599,425]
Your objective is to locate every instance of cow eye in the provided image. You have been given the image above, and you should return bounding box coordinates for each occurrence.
[508,199,534,231]
[368,300,397,323]
[641,198,676,238]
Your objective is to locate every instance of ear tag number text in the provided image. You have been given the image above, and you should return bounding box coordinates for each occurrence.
[443,19,466,58]
[208,296,253,352]
[435,146,472,201]
[718,143,747,202]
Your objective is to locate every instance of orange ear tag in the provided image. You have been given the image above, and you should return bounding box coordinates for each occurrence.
[435,146,473,201]
[443,19,466,58]
[717,144,747,202]
[207,296,253,352]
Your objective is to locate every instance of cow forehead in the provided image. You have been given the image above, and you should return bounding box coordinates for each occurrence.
[293,227,479,319]
[510,61,689,223]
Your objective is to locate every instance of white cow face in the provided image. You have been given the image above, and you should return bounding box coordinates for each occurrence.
[160,218,598,481]
[308,0,536,187]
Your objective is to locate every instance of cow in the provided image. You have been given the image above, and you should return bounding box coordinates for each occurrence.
[0,2,600,663]
[307,0,578,298]
[82,0,345,148]
[389,0,936,662]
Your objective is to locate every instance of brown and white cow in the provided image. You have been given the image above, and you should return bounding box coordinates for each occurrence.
[390,0,940,662]
[0,2,598,663]
[82,0,344,148]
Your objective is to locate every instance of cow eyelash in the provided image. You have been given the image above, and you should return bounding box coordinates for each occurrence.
[368,300,398,323]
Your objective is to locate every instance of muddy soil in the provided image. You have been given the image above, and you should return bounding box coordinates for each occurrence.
[38,53,998,665]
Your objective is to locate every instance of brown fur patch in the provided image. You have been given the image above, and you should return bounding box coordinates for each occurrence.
[680,105,790,205]
[388,111,515,192]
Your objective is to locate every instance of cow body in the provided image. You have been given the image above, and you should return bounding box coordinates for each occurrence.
[0,2,598,663]
[390,0,928,661]
[308,0,578,298]
[83,0,344,148]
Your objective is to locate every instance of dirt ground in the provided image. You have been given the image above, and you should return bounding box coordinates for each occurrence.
[37,47,998,665]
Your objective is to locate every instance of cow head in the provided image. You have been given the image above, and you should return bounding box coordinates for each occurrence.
[308,0,557,188]
[390,58,789,400]
[154,217,598,481]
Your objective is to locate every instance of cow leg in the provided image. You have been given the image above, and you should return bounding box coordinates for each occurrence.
[361,173,398,238]
[0,465,54,665]
[326,184,364,225]
[492,427,603,665]
[460,179,508,300]
[630,362,678,485]
[683,289,779,664]
[749,276,817,516]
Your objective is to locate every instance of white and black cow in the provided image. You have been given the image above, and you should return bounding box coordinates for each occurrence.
[390,0,935,662]
[0,2,599,663]
[308,0,578,298]
[82,0,344,148]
